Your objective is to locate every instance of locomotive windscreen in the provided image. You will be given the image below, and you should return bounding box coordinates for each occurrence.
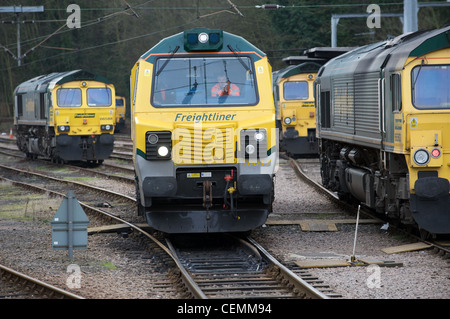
[152,56,258,107]
[412,65,450,109]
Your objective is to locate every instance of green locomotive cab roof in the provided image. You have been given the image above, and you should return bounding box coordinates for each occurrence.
[274,62,322,84]
[318,26,450,78]
[140,28,266,64]
[14,70,113,95]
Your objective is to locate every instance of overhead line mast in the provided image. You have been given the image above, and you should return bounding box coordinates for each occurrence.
[0,5,44,66]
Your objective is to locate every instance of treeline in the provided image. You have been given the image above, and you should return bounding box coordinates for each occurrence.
[0,0,448,117]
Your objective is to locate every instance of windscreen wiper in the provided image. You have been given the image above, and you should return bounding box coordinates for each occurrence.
[413,59,425,87]
[227,44,252,74]
[182,65,199,104]
[156,46,180,76]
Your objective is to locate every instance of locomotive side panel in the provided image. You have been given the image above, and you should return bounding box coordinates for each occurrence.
[316,27,450,235]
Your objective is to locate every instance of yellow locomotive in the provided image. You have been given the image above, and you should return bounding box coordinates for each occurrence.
[273,48,351,157]
[115,96,126,132]
[316,26,450,236]
[273,62,320,157]
[14,70,116,164]
[131,28,277,233]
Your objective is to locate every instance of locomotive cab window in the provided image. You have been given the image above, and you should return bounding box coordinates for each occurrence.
[57,88,82,107]
[391,73,402,112]
[116,98,124,106]
[87,88,112,106]
[152,56,258,107]
[412,65,450,109]
[283,81,308,100]
[16,94,24,116]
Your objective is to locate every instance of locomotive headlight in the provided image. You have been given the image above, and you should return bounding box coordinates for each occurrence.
[101,124,113,131]
[239,129,267,159]
[413,149,430,165]
[245,144,256,155]
[157,146,169,157]
[254,131,265,142]
[147,133,159,144]
[184,28,223,52]
[146,131,172,160]
[284,117,291,125]
[198,32,209,43]
[58,125,70,132]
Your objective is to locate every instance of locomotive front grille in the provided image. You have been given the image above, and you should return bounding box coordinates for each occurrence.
[173,124,236,164]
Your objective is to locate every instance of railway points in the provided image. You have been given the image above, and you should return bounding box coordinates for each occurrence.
[0,140,449,299]
[1,24,450,301]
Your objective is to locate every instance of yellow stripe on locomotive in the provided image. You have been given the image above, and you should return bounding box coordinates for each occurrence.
[131,28,277,233]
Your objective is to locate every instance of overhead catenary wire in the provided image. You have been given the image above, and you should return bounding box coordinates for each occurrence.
[0,0,250,72]
[1,1,405,49]
[1,0,157,50]
[0,0,408,71]
[1,5,136,49]
[0,18,197,72]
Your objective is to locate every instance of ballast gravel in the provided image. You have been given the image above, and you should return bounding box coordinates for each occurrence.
[0,154,448,299]
[252,159,449,299]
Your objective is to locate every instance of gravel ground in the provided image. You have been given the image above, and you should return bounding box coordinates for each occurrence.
[253,159,450,299]
[0,154,180,299]
[0,153,449,299]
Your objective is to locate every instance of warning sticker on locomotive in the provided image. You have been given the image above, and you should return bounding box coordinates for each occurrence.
[410,117,418,129]
[186,172,212,178]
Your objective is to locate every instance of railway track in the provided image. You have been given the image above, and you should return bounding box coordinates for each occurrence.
[0,158,179,298]
[1,145,447,299]
[289,157,450,257]
[0,142,134,185]
[0,136,134,165]
[166,234,334,299]
[0,151,338,299]
[0,162,135,217]
[0,263,84,299]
